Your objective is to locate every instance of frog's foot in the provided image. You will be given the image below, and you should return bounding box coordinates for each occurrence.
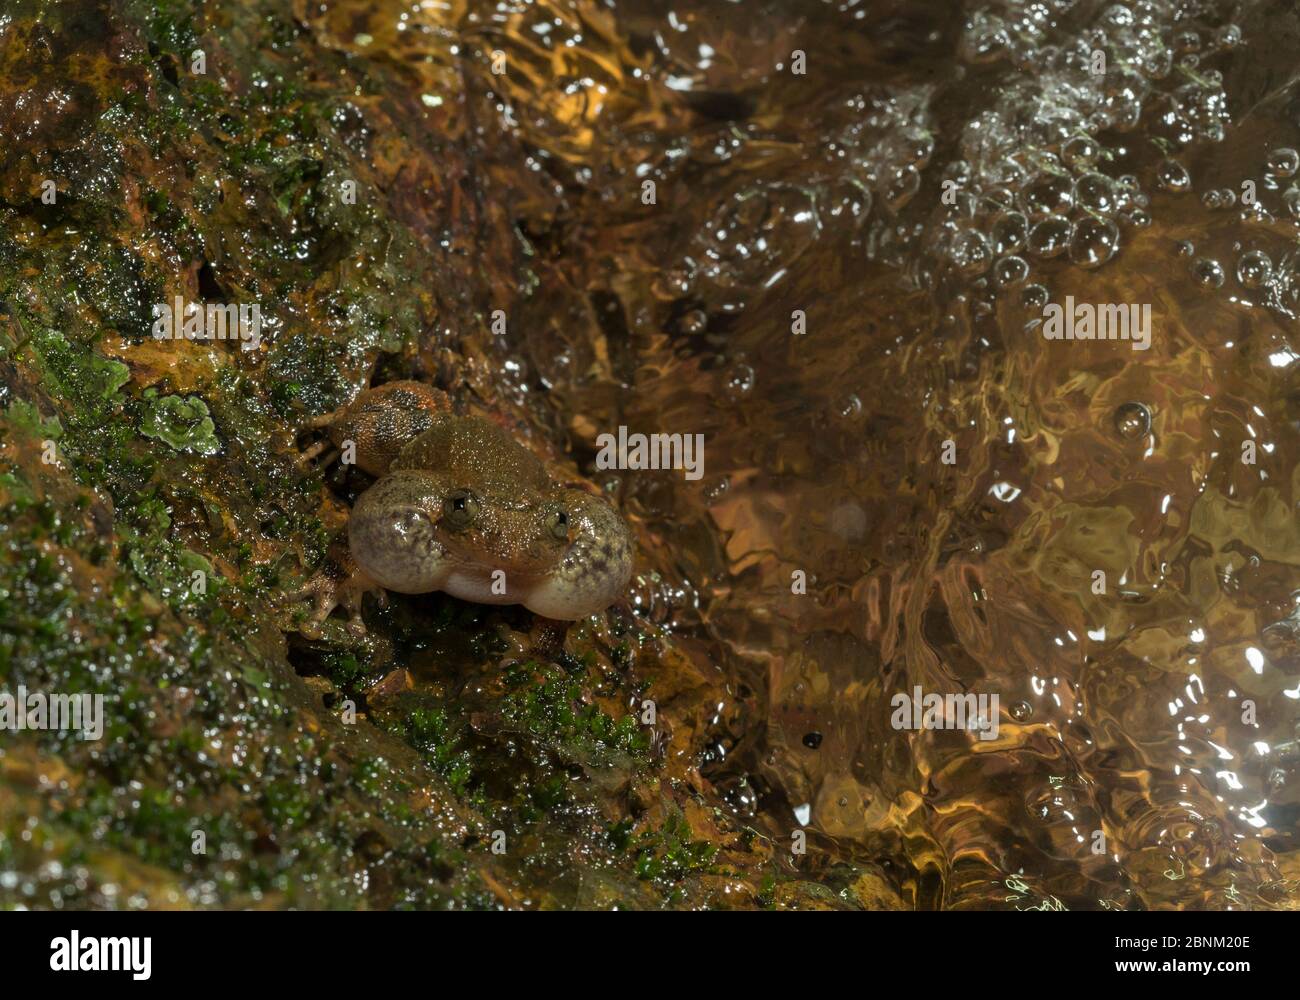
[282,546,385,638]
[296,438,339,471]
[295,405,347,471]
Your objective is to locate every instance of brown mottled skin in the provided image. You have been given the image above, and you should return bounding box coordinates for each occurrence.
[288,381,634,634]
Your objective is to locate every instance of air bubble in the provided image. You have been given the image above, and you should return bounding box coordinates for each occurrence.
[1102,5,1134,27]
[1192,257,1225,288]
[1140,48,1172,79]
[943,160,973,189]
[949,229,993,275]
[976,194,1008,218]
[1239,201,1274,225]
[948,191,979,220]
[884,165,921,212]
[1268,147,1299,179]
[653,268,693,299]
[1027,215,1072,258]
[899,127,935,168]
[991,157,1028,189]
[983,187,1016,212]
[991,211,1029,254]
[1075,173,1117,214]
[961,12,1012,63]
[1215,23,1242,48]
[1236,250,1272,288]
[1115,402,1152,440]
[698,184,820,295]
[1069,217,1120,268]
[679,308,708,334]
[1284,187,1300,219]
[725,362,756,397]
[1021,173,1075,220]
[1063,136,1100,170]
[1156,158,1190,192]
[1103,67,1148,105]
[994,255,1029,288]
[1021,284,1049,310]
[1161,115,1196,148]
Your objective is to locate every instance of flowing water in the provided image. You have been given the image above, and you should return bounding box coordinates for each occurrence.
[295,0,1300,906]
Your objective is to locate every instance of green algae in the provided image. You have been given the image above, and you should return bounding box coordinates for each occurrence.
[3,400,62,443]
[139,390,219,456]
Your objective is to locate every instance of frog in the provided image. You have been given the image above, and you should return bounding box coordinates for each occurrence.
[285,380,634,635]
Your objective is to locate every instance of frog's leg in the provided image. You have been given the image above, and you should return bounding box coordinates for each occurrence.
[303,380,451,476]
[281,540,387,638]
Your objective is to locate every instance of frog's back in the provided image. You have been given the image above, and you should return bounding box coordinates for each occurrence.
[392,414,551,491]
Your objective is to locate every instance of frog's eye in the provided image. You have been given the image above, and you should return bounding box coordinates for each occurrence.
[546,507,569,541]
[442,488,480,529]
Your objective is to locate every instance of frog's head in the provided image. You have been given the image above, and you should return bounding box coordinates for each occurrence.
[349,472,633,618]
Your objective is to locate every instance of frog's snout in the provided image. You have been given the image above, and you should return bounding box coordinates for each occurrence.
[523,492,634,620]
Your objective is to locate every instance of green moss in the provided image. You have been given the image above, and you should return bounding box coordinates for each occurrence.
[631,813,719,883]
[501,660,650,766]
[320,648,368,690]
[402,705,475,798]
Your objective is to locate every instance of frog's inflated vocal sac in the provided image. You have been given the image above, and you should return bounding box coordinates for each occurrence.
[290,381,634,633]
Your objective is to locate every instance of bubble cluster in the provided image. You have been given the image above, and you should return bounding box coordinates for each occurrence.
[899,0,1252,297]
[695,185,821,303]
[1201,188,1237,210]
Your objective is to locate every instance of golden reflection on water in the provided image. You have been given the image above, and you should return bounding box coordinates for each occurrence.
[301,0,1300,908]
